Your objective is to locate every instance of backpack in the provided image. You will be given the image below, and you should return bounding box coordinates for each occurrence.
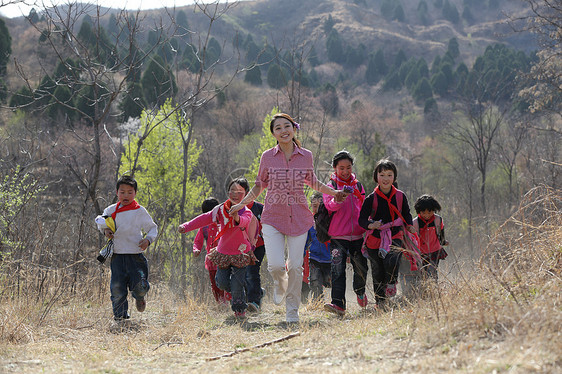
[211,204,260,249]
[413,214,445,247]
[314,181,362,243]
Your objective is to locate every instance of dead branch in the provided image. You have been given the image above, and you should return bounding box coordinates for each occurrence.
[205,331,300,361]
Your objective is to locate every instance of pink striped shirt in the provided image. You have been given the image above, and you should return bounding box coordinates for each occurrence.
[255,145,320,236]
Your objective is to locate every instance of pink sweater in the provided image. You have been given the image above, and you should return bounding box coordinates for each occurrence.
[323,183,366,241]
[180,207,252,255]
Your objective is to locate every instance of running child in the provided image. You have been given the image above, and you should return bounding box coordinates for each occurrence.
[413,194,448,281]
[358,159,417,309]
[95,175,158,321]
[178,179,257,319]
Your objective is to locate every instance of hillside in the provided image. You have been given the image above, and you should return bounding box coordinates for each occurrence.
[3,0,533,88]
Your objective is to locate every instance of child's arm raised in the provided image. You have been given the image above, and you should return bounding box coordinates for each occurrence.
[178,211,213,234]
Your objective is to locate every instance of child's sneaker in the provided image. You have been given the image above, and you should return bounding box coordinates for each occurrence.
[357,293,368,308]
[385,284,397,297]
[135,297,146,312]
[324,303,345,316]
[234,310,246,320]
[247,301,260,313]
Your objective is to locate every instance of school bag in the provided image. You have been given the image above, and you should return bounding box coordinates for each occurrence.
[314,181,362,243]
[211,204,260,249]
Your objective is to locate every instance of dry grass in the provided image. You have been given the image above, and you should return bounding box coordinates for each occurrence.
[0,186,560,373]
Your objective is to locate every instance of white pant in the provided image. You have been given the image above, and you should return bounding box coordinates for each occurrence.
[262,224,307,322]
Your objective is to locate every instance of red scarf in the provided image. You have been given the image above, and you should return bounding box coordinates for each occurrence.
[374,185,401,222]
[418,214,435,227]
[212,199,236,246]
[111,200,140,221]
[331,172,364,203]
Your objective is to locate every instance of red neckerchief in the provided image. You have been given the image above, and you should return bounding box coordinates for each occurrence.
[111,200,140,221]
[375,185,400,222]
[331,172,364,203]
[212,199,236,246]
[418,214,435,228]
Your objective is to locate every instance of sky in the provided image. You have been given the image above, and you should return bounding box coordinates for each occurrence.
[0,0,244,18]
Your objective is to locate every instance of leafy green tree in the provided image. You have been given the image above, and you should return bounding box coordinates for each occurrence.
[405,67,421,90]
[443,0,459,23]
[431,55,442,74]
[326,29,345,63]
[141,55,178,106]
[176,10,189,36]
[245,108,279,186]
[9,86,34,108]
[424,97,438,114]
[0,18,12,76]
[119,82,146,120]
[182,44,201,73]
[393,3,405,22]
[244,65,262,86]
[393,49,407,68]
[462,5,474,24]
[48,85,74,120]
[381,0,395,19]
[267,63,287,89]
[431,71,448,96]
[365,55,380,85]
[245,40,260,63]
[323,14,335,34]
[418,1,429,25]
[382,71,402,91]
[206,37,222,66]
[308,45,320,67]
[412,77,433,103]
[447,37,460,59]
[120,100,211,285]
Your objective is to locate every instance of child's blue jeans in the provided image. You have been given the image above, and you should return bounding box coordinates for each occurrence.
[110,253,150,319]
[216,265,247,312]
[330,238,368,310]
[245,244,265,306]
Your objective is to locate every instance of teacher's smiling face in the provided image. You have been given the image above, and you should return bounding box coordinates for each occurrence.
[271,117,295,145]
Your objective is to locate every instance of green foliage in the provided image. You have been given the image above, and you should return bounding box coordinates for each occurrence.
[393,49,407,68]
[0,167,44,258]
[120,100,210,222]
[442,0,460,24]
[393,4,405,22]
[326,29,345,63]
[120,82,146,120]
[267,64,287,89]
[182,44,201,73]
[412,77,433,103]
[206,37,222,66]
[9,86,34,108]
[244,65,262,85]
[245,108,279,188]
[424,97,438,114]
[141,55,177,106]
[345,44,366,68]
[48,85,74,120]
[308,45,320,67]
[447,38,460,59]
[323,15,335,35]
[0,18,12,76]
[431,71,449,96]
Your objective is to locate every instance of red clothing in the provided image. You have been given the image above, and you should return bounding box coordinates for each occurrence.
[193,224,219,271]
[255,145,320,236]
[180,206,253,255]
[416,215,444,254]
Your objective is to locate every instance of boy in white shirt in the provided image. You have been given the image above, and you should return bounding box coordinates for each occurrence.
[96,175,158,320]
